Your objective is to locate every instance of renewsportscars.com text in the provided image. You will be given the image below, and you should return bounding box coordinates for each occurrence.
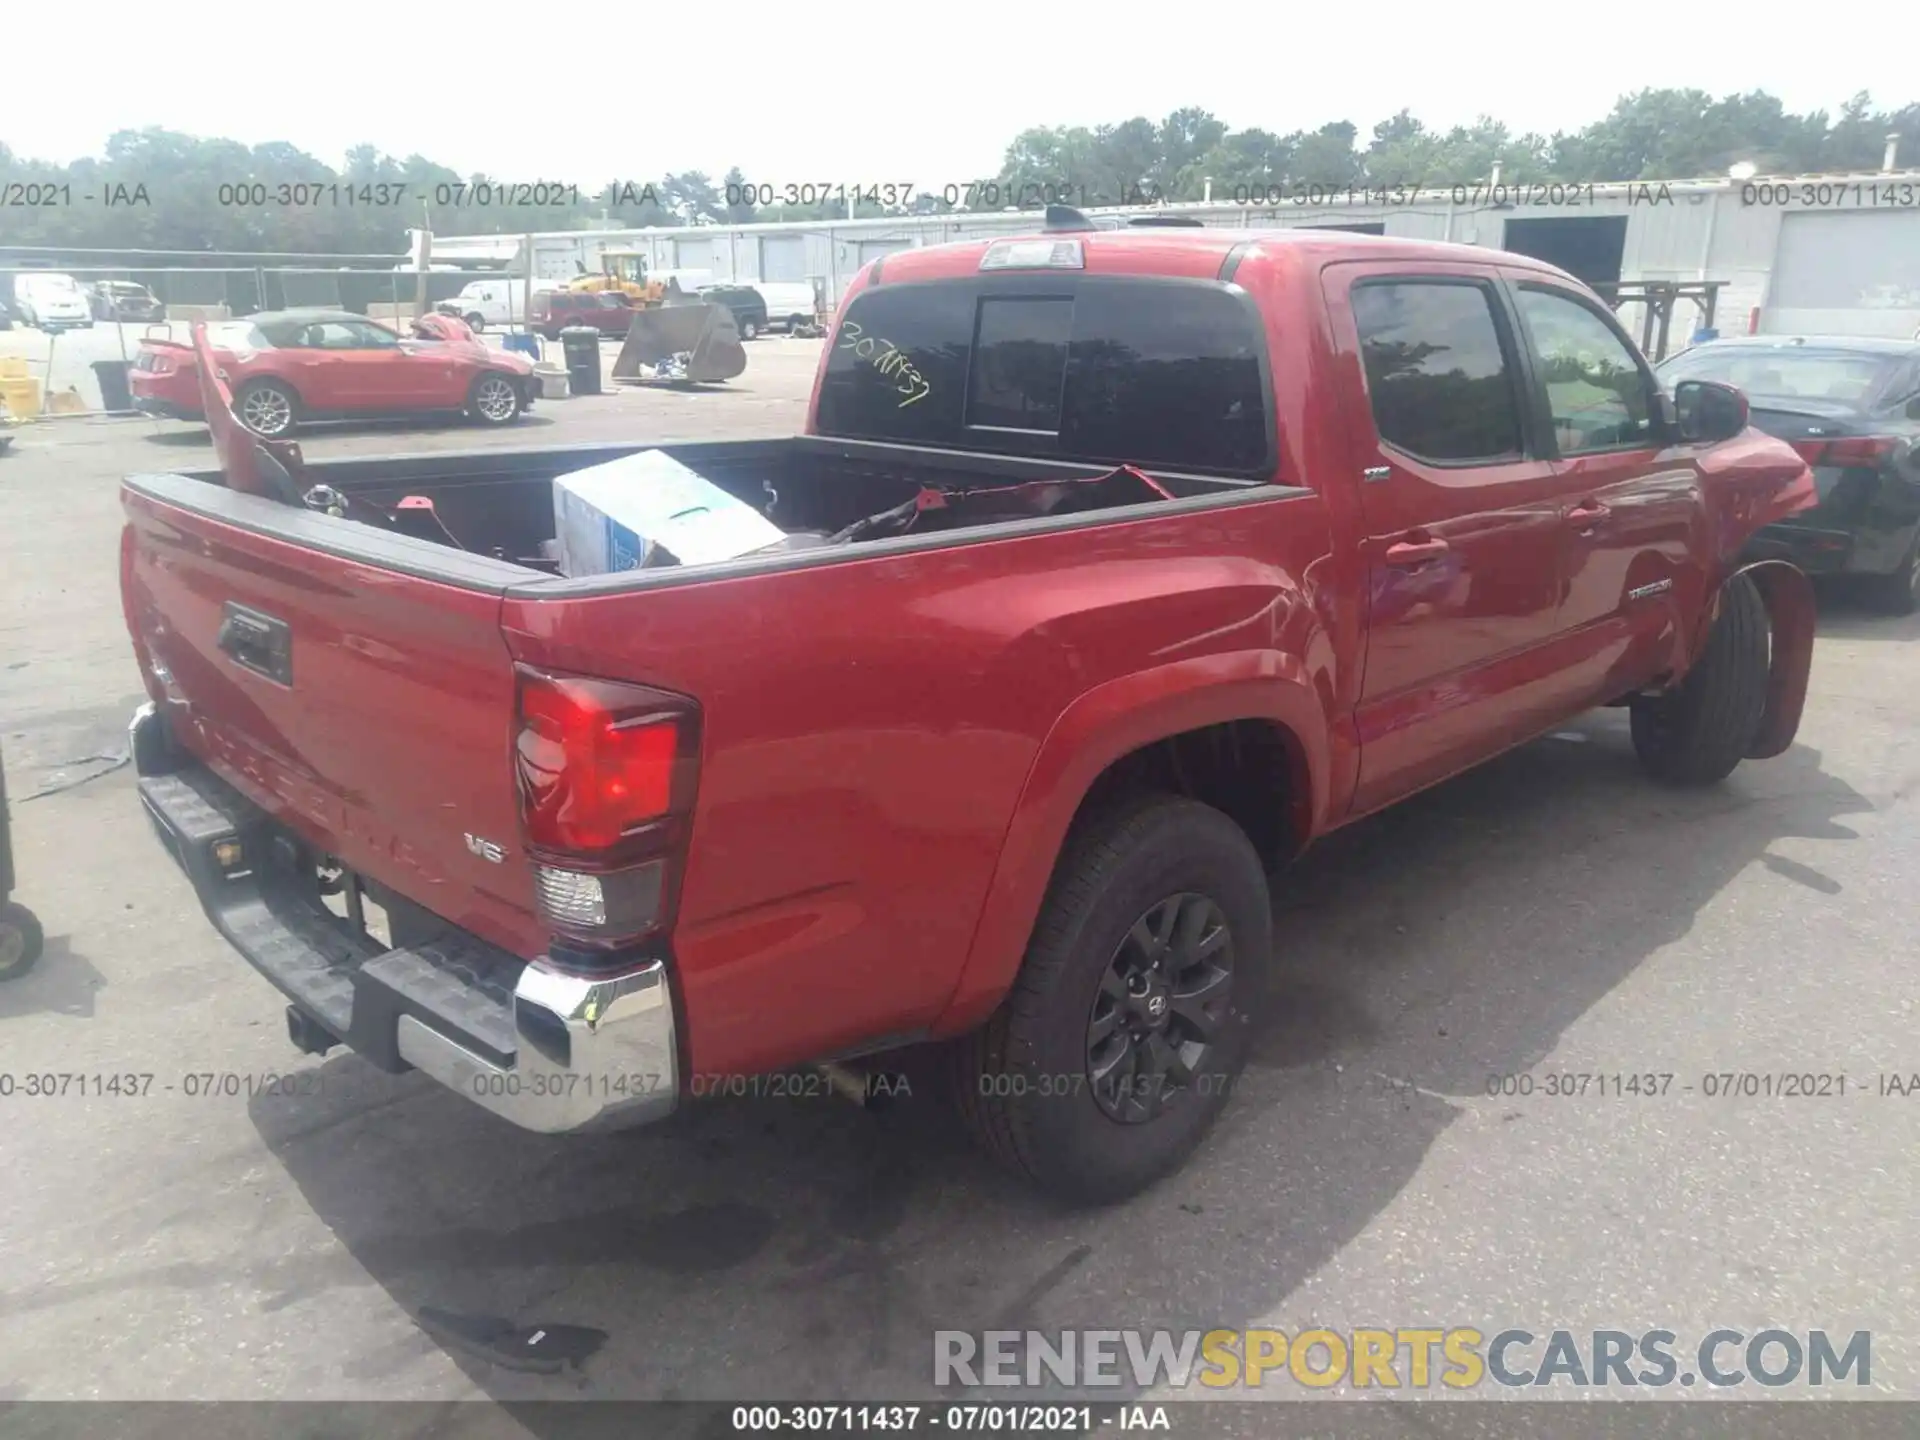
[933,1327,1871,1390]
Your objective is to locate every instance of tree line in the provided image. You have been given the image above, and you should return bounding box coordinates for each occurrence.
[2,89,1915,257]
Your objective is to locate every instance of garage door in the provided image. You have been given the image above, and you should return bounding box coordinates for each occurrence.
[674,237,714,271]
[1768,211,1920,338]
[858,239,912,266]
[761,235,807,282]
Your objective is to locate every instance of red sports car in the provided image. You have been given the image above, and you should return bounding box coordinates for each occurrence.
[130,308,538,437]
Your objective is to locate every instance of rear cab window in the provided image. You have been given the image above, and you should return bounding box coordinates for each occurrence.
[814,274,1275,478]
[1658,344,1903,408]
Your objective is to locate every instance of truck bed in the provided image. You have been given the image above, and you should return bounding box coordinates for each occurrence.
[140,436,1262,592]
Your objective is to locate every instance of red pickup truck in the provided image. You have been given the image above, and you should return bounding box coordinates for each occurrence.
[120,221,1817,1203]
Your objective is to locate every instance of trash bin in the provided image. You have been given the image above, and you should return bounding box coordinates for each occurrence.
[92,359,134,413]
[559,326,602,396]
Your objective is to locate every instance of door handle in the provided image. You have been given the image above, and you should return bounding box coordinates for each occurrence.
[1384,537,1450,567]
[1566,500,1611,530]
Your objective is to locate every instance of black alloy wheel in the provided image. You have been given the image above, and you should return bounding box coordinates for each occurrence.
[1086,891,1234,1122]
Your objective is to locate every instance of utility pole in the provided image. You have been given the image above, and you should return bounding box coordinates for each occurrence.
[411,225,432,319]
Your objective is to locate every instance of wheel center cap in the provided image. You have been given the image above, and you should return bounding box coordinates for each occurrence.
[1145,991,1168,1019]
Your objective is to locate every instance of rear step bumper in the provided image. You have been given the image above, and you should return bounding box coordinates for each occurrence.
[131,702,678,1134]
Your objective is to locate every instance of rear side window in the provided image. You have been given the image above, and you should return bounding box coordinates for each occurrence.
[815,277,1272,476]
[1351,280,1524,463]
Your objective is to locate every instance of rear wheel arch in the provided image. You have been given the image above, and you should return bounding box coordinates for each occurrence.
[930,658,1328,1038]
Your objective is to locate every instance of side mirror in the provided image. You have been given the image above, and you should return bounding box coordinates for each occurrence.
[1673,379,1749,444]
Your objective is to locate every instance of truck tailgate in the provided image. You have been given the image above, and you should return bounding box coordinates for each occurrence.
[122,478,544,958]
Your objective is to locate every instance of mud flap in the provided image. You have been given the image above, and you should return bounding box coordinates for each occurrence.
[1735,560,1816,760]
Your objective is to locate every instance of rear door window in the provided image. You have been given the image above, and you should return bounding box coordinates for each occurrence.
[1350,280,1525,463]
[815,276,1273,476]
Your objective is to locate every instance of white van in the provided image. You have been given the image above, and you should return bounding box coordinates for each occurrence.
[754,281,818,331]
[13,273,94,332]
[442,277,561,331]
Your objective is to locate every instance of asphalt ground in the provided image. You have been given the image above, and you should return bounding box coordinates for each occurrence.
[2,348,1916,1434]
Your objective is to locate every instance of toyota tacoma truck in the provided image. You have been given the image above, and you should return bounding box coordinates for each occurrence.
[120,217,1818,1204]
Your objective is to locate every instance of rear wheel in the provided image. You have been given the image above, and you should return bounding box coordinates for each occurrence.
[0,902,44,981]
[1630,572,1769,785]
[739,316,759,341]
[1861,531,1920,616]
[467,372,521,425]
[953,794,1269,1205]
[234,379,298,437]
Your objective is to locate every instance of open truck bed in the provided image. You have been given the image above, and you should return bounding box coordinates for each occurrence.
[134,435,1261,589]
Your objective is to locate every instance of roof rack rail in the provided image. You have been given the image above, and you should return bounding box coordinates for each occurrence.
[1127,215,1205,227]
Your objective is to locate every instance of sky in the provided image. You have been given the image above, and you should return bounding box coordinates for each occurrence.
[2,4,1910,188]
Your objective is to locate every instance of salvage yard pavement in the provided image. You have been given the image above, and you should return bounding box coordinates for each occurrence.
[2,358,1918,1410]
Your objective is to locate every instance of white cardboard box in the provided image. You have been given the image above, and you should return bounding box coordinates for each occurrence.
[552,449,785,576]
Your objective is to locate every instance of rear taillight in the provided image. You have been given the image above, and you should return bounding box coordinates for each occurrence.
[1789,436,1900,467]
[513,666,700,947]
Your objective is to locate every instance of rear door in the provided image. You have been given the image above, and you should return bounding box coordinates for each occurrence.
[1504,276,1705,704]
[1322,263,1566,814]
[122,479,542,955]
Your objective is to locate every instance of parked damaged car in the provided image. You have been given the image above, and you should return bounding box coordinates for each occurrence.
[130,307,538,437]
[89,281,167,323]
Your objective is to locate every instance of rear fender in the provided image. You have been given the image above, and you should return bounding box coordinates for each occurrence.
[926,651,1330,1038]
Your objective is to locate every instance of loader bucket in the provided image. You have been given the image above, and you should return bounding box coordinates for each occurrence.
[609,300,746,384]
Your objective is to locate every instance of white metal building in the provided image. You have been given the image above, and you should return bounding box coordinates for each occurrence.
[428,168,1920,341]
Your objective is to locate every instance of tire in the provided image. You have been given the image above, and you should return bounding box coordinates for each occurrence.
[233,379,298,438]
[953,794,1270,1205]
[1861,531,1920,616]
[467,371,522,425]
[463,312,486,334]
[0,902,44,981]
[739,317,759,341]
[1630,572,1770,785]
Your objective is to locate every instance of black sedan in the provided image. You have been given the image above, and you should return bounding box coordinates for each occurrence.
[1657,336,1920,613]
